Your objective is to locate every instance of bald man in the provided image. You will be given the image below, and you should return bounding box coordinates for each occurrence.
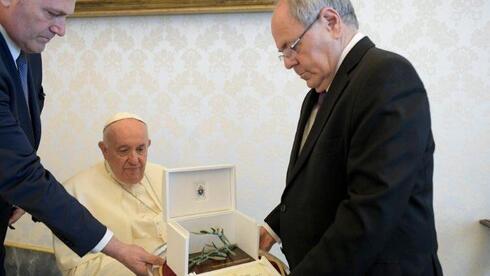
[53,113,166,276]
[0,1,161,274]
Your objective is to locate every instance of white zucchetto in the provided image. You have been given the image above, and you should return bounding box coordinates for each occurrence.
[103,112,146,131]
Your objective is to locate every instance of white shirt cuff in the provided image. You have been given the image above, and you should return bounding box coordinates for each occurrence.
[90,229,113,253]
[263,223,281,244]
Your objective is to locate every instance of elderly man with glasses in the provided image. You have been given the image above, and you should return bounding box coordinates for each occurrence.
[259,0,443,275]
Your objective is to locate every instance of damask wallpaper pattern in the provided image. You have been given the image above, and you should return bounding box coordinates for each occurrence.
[6,1,490,274]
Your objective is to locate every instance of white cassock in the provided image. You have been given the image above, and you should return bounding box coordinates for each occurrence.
[53,161,166,276]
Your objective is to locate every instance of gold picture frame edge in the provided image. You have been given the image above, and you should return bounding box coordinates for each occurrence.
[72,2,275,17]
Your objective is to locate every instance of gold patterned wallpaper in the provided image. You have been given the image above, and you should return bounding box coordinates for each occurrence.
[6,1,490,274]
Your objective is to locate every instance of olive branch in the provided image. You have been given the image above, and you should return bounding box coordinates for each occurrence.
[188,227,237,268]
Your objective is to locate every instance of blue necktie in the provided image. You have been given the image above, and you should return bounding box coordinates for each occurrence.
[16,52,30,110]
[14,52,35,145]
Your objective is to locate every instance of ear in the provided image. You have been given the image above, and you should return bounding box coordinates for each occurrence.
[148,139,152,148]
[0,0,12,8]
[98,141,108,159]
[318,7,342,36]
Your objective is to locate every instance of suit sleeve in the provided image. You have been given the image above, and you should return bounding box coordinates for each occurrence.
[0,66,106,257]
[265,204,281,237]
[292,56,433,274]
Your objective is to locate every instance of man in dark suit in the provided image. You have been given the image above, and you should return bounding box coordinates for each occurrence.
[0,0,162,275]
[259,0,443,275]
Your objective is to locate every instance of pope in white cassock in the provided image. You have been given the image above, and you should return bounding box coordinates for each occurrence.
[53,112,166,276]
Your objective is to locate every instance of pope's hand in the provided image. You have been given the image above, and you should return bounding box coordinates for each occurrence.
[259,226,276,252]
[103,237,164,276]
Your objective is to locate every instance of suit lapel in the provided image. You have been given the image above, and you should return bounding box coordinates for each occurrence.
[0,33,36,146]
[285,37,375,187]
[0,33,17,76]
[26,54,42,147]
[286,91,317,181]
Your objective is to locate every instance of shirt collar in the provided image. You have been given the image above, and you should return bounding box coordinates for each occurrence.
[325,32,365,92]
[0,24,21,67]
[336,32,366,73]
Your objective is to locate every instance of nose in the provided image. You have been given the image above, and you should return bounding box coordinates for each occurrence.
[49,17,66,37]
[283,55,298,70]
[127,151,139,164]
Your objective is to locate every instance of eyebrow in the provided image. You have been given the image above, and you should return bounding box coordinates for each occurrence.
[277,40,289,52]
[117,144,146,149]
[46,8,68,17]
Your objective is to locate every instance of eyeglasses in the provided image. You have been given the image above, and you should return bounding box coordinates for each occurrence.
[278,16,319,62]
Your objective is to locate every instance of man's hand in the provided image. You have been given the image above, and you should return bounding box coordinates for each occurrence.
[259,226,276,252]
[102,237,164,276]
[8,207,25,226]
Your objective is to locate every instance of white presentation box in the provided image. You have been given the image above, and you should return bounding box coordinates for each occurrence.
[163,164,280,276]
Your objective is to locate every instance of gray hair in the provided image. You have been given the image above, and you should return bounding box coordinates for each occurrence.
[284,0,359,29]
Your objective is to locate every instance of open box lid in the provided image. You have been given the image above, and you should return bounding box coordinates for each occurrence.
[164,164,236,220]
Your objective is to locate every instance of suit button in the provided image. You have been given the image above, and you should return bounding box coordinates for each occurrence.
[280,204,286,212]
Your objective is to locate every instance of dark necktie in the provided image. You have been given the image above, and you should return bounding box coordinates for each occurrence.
[16,52,30,110]
[318,91,327,106]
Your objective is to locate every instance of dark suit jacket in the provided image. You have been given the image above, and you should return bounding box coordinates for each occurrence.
[265,37,442,275]
[0,32,106,256]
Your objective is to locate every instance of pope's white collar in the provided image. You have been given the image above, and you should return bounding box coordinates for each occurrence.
[104,160,142,191]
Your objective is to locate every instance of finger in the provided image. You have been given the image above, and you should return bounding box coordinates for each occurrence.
[8,211,23,224]
[259,243,269,251]
[9,215,21,224]
[135,268,149,276]
[259,236,274,252]
[135,248,161,264]
[145,255,165,266]
[129,261,149,276]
